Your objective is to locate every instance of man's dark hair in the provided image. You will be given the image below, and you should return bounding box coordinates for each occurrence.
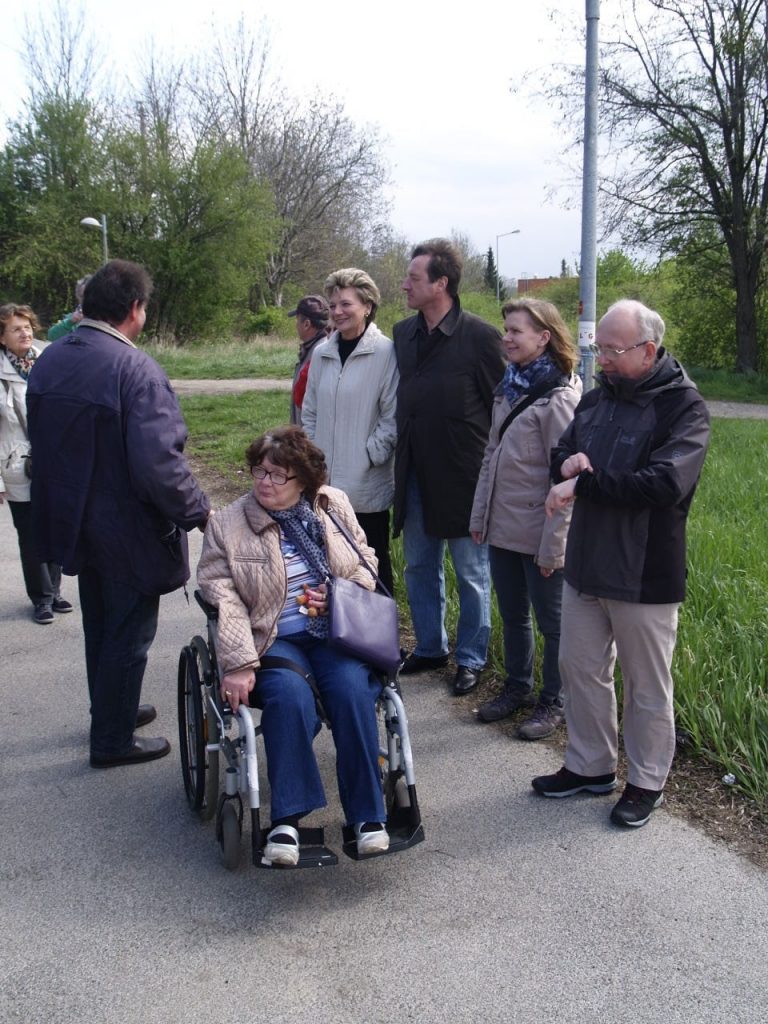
[82,260,153,325]
[411,238,463,299]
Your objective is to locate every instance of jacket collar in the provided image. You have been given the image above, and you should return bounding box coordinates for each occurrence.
[242,487,333,534]
[319,322,385,358]
[79,318,137,348]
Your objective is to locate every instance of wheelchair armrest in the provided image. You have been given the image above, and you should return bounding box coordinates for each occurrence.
[195,589,219,621]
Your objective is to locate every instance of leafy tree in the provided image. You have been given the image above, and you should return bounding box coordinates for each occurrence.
[582,0,768,372]
[0,4,104,317]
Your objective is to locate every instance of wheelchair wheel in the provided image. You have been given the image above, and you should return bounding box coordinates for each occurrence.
[177,640,219,819]
[219,800,242,871]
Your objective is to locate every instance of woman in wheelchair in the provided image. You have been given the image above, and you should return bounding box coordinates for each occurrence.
[197,426,389,866]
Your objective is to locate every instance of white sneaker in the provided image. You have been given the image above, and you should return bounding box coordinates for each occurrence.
[354,822,390,856]
[264,824,300,866]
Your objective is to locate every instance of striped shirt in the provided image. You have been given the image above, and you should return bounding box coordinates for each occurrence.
[276,533,323,636]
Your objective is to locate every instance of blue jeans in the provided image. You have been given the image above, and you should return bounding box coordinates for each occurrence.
[488,546,564,703]
[402,474,490,670]
[78,568,160,758]
[254,635,385,825]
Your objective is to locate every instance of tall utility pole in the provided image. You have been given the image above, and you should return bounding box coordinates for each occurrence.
[495,229,520,303]
[579,0,600,388]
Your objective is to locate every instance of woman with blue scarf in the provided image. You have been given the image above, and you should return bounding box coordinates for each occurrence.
[198,426,389,866]
[470,299,580,739]
[0,304,71,624]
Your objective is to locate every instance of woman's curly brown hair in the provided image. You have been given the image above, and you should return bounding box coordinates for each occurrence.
[0,304,41,339]
[246,426,328,500]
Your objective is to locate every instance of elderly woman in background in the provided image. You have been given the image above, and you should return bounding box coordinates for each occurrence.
[198,426,389,866]
[302,268,398,594]
[0,303,71,624]
[470,298,580,739]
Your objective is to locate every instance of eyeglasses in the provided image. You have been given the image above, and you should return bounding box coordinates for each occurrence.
[589,340,650,358]
[251,467,297,486]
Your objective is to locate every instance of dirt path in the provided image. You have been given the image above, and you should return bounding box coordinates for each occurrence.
[171,379,768,419]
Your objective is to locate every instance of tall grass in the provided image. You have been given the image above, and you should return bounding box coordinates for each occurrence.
[147,337,296,379]
[673,419,768,804]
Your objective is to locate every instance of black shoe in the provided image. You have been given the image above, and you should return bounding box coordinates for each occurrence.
[90,736,171,769]
[33,603,54,625]
[400,651,450,675]
[453,665,481,695]
[610,783,664,828]
[531,766,617,798]
[478,685,535,722]
[52,596,73,613]
[136,704,157,729]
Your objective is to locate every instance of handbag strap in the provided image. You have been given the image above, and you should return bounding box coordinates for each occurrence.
[326,508,393,599]
[497,374,569,443]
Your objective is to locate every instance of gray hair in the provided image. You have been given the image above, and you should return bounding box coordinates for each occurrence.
[605,299,665,346]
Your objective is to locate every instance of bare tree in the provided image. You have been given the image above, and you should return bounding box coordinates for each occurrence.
[587,0,768,371]
[204,21,389,306]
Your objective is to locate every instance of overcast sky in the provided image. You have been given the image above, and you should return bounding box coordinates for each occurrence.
[0,1,593,282]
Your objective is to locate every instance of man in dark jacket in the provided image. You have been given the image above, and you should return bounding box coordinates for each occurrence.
[532,299,710,828]
[288,294,330,424]
[393,239,505,695]
[27,260,210,769]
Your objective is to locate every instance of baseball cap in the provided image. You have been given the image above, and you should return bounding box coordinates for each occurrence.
[287,295,331,324]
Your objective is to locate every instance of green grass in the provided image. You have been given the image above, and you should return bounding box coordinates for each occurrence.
[182,396,767,806]
[180,391,291,478]
[147,337,296,379]
[673,419,768,805]
[685,367,768,404]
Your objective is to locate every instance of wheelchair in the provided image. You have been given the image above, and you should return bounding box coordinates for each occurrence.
[177,591,425,870]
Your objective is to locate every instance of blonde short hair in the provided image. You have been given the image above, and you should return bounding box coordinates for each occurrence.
[324,267,381,321]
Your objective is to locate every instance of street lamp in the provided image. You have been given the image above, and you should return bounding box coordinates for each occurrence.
[495,229,521,303]
[80,214,109,265]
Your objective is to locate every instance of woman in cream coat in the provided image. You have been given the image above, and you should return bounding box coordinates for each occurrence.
[302,268,398,593]
[470,298,580,739]
[0,304,70,624]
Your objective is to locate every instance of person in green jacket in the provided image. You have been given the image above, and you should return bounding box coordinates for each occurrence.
[47,275,91,341]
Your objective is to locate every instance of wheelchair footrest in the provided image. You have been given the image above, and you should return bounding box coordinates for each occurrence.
[255,826,339,869]
[340,816,425,861]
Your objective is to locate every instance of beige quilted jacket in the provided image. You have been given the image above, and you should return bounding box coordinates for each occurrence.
[197,486,378,674]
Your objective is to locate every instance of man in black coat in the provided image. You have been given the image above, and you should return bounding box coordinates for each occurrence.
[393,239,505,695]
[532,299,710,828]
[27,260,210,768]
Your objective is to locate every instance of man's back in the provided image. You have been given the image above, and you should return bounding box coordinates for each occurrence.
[28,323,208,594]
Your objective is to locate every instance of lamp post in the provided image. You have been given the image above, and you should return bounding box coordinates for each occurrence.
[495,229,521,303]
[80,214,108,265]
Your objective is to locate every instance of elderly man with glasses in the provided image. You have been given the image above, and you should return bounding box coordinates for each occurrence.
[531,299,710,829]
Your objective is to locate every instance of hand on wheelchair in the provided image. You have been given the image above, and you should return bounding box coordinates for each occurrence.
[220,666,256,711]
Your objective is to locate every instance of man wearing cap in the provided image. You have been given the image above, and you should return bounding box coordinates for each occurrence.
[288,295,331,424]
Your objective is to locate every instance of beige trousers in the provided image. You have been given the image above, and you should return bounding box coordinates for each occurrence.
[559,583,679,791]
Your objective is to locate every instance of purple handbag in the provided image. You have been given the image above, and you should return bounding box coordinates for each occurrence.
[326,511,401,673]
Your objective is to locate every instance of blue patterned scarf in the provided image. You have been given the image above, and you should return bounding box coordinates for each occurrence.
[502,352,559,406]
[267,496,330,639]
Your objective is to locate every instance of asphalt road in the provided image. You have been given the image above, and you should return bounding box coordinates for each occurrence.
[2,505,767,1024]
